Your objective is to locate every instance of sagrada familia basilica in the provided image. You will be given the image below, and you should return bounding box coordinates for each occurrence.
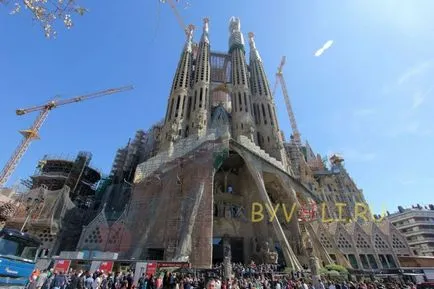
[5,17,414,273]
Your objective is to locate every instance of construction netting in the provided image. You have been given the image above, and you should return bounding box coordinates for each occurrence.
[78,130,230,268]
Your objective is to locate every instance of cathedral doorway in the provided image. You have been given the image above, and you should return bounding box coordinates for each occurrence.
[212,237,244,264]
[212,238,223,263]
[231,237,244,263]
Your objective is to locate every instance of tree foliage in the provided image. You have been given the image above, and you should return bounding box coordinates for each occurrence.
[2,0,87,38]
[323,264,349,273]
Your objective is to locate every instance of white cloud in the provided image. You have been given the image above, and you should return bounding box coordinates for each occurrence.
[353,108,376,117]
[399,178,434,185]
[399,180,415,185]
[314,40,334,57]
[398,59,433,85]
[412,85,434,109]
[387,121,433,137]
[412,92,425,109]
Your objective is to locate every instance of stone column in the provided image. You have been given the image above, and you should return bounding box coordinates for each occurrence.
[306,237,321,289]
[222,235,232,280]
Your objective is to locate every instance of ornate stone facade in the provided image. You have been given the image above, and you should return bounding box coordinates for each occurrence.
[76,17,413,272]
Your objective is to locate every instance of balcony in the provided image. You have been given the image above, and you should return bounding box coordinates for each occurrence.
[390,211,434,222]
[405,229,434,237]
[420,247,434,254]
[408,238,434,245]
[395,221,434,230]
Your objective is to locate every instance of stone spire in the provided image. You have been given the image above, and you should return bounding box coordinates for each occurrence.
[228,17,255,141]
[186,18,211,138]
[248,32,261,62]
[163,25,195,147]
[248,32,271,99]
[248,32,287,165]
[201,17,209,44]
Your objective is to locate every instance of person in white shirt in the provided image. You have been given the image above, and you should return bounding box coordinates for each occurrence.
[276,282,282,289]
[216,279,222,289]
[92,273,102,289]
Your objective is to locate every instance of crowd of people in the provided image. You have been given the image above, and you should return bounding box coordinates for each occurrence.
[26,264,420,289]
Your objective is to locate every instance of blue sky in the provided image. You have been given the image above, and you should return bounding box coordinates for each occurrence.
[1,0,433,213]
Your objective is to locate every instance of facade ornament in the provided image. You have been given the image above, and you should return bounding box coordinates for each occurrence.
[167,121,179,142]
[196,111,207,131]
[260,240,278,264]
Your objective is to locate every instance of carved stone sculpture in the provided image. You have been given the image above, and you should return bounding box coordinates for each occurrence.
[167,121,179,142]
[196,112,206,131]
[260,241,278,264]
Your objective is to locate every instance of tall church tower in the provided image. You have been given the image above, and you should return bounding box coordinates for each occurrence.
[228,17,255,141]
[188,18,211,137]
[162,25,195,148]
[248,32,287,163]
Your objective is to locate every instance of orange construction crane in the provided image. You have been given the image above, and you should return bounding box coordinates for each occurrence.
[273,56,301,146]
[0,85,134,188]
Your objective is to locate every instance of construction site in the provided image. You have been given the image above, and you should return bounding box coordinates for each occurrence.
[0,0,427,279]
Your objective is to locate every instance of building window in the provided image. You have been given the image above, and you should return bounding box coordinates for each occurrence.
[386,255,397,268]
[180,95,185,117]
[359,254,370,269]
[367,254,378,269]
[175,95,180,117]
[187,97,192,119]
[199,88,203,108]
[244,93,248,112]
[194,90,197,111]
[356,234,371,249]
[374,234,389,249]
[268,103,274,126]
[261,104,267,124]
[205,88,208,108]
[147,248,164,260]
[238,92,242,111]
[336,233,352,249]
[379,254,388,268]
[348,254,359,269]
[168,98,174,121]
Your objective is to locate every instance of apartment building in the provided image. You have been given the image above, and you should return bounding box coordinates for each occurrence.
[388,204,434,256]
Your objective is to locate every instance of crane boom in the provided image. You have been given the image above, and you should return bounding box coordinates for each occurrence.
[161,0,187,35]
[0,85,133,188]
[16,85,133,115]
[275,56,301,146]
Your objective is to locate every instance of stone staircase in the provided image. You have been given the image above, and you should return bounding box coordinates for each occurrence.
[134,130,219,183]
[237,136,286,172]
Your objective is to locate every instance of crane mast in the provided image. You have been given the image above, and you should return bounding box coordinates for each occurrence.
[272,56,305,178]
[274,56,301,146]
[0,85,133,188]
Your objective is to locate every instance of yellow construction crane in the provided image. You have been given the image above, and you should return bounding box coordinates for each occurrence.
[160,0,195,38]
[273,56,301,146]
[0,85,134,188]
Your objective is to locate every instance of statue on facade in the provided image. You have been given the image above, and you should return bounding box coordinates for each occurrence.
[196,112,207,132]
[260,241,278,264]
[167,121,179,142]
[305,236,321,289]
